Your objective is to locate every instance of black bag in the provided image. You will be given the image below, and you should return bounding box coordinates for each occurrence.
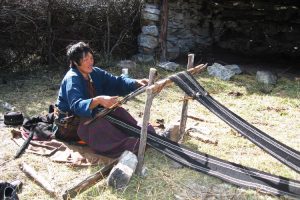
[22,113,56,140]
[0,182,19,200]
[4,111,24,126]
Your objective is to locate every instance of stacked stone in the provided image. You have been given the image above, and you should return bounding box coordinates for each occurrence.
[167,0,211,60]
[210,1,300,57]
[165,0,300,57]
[135,4,160,63]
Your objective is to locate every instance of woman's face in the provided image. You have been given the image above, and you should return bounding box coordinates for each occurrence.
[78,52,94,77]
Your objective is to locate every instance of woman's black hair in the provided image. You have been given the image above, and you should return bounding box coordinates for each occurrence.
[66,42,93,68]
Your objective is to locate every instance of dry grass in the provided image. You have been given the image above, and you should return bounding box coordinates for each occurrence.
[0,64,299,200]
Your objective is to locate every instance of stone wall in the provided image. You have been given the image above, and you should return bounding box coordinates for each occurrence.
[135,3,160,63]
[210,0,300,57]
[139,0,300,61]
[167,0,211,59]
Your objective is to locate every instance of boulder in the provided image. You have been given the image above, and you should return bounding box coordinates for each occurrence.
[132,54,155,63]
[116,60,136,69]
[0,101,15,111]
[138,34,159,49]
[256,71,277,85]
[142,12,159,21]
[157,62,180,72]
[138,46,155,55]
[142,25,159,37]
[144,7,160,15]
[107,151,138,190]
[144,3,159,10]
[225,64,242,74]
[207,63,242,81]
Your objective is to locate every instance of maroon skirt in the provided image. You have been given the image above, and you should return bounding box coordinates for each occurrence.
[77,107,153,158]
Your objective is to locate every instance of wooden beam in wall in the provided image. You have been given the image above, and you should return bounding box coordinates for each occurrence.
[159,0,168,62]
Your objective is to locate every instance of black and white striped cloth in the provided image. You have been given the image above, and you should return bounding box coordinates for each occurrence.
[104,115,300,197]
[170,71,300,173]
[100,70,300,197]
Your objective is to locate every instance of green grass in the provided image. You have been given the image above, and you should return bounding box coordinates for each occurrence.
[0,63,299,200]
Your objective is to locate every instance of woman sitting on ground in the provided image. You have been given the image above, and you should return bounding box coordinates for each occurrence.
[55,41,149,158]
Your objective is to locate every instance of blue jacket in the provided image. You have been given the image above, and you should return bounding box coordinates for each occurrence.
[56,67,138,117]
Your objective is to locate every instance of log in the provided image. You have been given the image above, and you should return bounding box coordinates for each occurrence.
[148,63,207,94]
[179,54,194,142]
[20,162,56,197]
[136,68,157,175]
[62,160,117,200]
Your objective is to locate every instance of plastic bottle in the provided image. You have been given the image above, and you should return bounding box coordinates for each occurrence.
[121,68,129,78]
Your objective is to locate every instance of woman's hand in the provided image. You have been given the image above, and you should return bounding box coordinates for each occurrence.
[90,95,119,109]
[98,96,119,108]
[136,78,148,86]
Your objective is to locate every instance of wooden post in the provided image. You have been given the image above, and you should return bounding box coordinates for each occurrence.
[159,0,168,62]
[62,160,117,200]
[178,54,194,141]
[136,68,157,175]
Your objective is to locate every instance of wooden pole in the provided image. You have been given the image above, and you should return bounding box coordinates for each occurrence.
[20,162,56,197]
[178,54,194,141]
[62,160,117,200]
[148,63,207,94]
[159,0,168,62]
[136,68,157,175]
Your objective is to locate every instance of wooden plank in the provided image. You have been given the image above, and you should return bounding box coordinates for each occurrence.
[136,68,157,175]
[149,63,207,94]
[20,162,57,197]
[62,160,117,200]
[178,54,194,141]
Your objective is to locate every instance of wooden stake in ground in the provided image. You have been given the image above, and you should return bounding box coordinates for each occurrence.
[136,68,157,175]
[179,54,194,142]
[20,162,56,197]
[62,160,117,200]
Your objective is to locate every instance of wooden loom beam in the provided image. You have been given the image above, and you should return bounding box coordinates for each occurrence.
[148,63,207,94]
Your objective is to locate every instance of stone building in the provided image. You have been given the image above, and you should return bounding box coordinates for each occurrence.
[136,0,300,62]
